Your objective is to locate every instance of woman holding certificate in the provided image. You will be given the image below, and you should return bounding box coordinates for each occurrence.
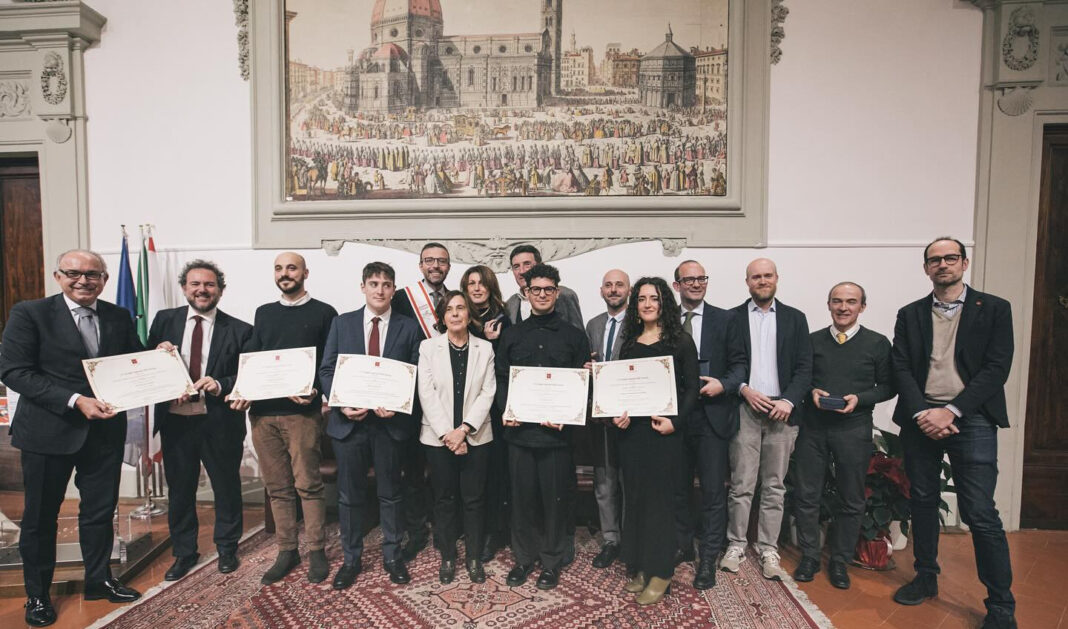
[613,277,699,605]
[417,290,496,585]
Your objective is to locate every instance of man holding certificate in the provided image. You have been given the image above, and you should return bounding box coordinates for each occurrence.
[319,261,422,588]
[228,253,338,585]
[495,263,590,591]
[149,260,253,580]
[0,249,143,627]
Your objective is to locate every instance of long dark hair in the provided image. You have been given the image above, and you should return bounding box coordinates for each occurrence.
[460,265,505,320]
[620,276,684,354]
[432,290,475,334]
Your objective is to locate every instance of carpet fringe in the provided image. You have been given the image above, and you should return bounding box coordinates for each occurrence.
[781,575,837,629]
[86,523,267,629]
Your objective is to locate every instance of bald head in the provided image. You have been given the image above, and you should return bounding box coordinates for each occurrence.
[54,249,108,306]
[744,258,779,307]
[745,258,777,278]
[274,251,309,298]
[600,269,631,314]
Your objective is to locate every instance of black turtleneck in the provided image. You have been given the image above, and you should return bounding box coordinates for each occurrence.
[494,310,591,448]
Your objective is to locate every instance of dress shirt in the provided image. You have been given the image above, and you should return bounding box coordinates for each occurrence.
[63,295,99,409]
[364,307,392,353]
[931,285,967,320]
[519,295,532,322]
[742,299,782,399]
[280,292,312,307]
[422,279,446,308]
[171,305,216,416]
[828,323,860,343]
[681,305,704,358]
[603,311,625,360]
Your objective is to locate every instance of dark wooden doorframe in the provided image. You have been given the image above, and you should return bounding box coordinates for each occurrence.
[1021,124,1068,530]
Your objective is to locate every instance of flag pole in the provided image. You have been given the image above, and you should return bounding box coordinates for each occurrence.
[131,224,165,519]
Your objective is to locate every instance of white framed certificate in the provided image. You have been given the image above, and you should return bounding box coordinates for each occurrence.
[327,354,417,414]
[591,355,677,418]
[83,348,197,412]
[503,366,589,426]
[230,346,317,401]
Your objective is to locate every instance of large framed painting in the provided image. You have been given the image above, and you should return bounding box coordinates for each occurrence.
[250,0,771,253]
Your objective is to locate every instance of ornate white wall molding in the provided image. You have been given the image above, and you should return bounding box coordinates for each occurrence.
[0,79,31,118]
[771,0,788,65]
[233,0,249,81]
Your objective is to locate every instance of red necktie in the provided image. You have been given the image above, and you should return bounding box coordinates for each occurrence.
[368,316,381,357]
[189,315,204,380]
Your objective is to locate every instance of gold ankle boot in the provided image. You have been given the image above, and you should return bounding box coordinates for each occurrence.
[623,571,648,593]
[636,577,672,605]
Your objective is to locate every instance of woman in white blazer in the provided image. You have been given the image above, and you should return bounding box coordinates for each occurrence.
[418,290,496,585]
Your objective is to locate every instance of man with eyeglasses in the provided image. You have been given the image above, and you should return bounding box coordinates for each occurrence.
[1,250,144,626]
[504,245,583,329]
[390,243,452,562]
[890,237,1016,629]
[495,264,590,591]
[670,260,747,590]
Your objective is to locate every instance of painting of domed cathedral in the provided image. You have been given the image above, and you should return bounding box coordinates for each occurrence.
[285,0,728,201]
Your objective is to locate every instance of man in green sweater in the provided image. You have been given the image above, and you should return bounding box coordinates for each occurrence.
[792,282,895,589]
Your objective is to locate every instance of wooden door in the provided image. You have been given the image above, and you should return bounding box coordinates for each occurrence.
[1022,125,1068,529]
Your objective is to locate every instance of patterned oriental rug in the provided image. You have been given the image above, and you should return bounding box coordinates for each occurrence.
[90,524,832,628]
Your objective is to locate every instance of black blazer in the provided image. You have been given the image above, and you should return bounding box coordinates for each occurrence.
[689,303,748,439]
[147,306,253,433]
[0,295,142,455]
[890,287,1013,428]
[730,299,813,425]
[391,286,440,341]
[319,307,422,442]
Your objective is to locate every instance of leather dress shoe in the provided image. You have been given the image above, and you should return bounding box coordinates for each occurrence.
[893,573,938,605]
[591,542,619,569]
[693,557,717,590]
[218,552,239,574]
[673,547,696,566]
[792,556,819,582]
[466,558,486,583]
[439,558,456,584]
[384,559,411,585]
[506,563,534,586]
[535,568,559,590]
[332,563,361,590]
[828,560,850,589]
[981,612,1018,629]
[24,596,56,627]
[402,536,428,563]
[165,553,200,581]
[84,578,141,603]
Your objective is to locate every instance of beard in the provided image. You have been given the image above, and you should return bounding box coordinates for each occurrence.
[277,277,305,295]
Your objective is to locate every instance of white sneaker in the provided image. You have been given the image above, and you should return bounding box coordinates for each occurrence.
[760,550,788,581]
[719,546,746,573]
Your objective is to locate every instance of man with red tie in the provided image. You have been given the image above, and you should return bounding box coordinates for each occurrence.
[319,262,423,588]
[149,260,252,580]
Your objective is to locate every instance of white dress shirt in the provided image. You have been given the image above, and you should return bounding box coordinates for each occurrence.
[364,307,392,353]
[744,298,782,398]
[681,305,704,358]
[519,295,532,322]
[280,292,312,307]
[602,311,625,360]
[828,323,860,343]
[171,305,216,415]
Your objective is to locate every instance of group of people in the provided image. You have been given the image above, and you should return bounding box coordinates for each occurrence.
[0,237,1016,628]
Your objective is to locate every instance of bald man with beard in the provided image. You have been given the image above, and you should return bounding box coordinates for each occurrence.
[229,253,338,585]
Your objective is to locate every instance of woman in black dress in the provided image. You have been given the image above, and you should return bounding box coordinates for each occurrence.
[613,276,699,605]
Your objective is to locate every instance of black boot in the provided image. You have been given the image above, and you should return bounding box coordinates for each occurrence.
[261,550,301,585]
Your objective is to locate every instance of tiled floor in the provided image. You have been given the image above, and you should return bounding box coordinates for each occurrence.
[0,503,1063,628]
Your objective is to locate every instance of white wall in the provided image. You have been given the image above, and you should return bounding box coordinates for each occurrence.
[77,1,996,507]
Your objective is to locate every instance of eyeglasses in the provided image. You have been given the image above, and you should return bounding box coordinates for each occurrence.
[527,286,558,296]
[925,254,962,267]
[422,257,450,266]
[57,269,104,281]
[678,275,709,286]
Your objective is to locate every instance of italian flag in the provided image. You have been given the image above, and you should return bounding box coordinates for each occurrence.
[134,225,166,466]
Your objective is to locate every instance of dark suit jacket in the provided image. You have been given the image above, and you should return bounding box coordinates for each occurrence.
[890,286,1013,428]
[390,282,446,340]
[505,285,584,330]
[731,299,813,425]
[585,311,625,468]
[689,303,748,439]
[319,307,422,442]
[147,306,253,435]
[0,295,142,455]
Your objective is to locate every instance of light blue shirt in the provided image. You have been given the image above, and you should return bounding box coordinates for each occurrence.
[745,298,781,397]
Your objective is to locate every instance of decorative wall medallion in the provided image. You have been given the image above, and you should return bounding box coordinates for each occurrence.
[322,237,688,271]
[1054,38,1068,84]
[0,80,31,118]
[40,51,67,105]
[234,0,249,81]
[771,0,789,65]
[996,85,1036,116]
[1001,6,1039,72]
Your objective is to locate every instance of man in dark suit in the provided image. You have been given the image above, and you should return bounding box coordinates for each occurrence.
[721,258,811,581]
[0,249,143,627]
[504,245,583,329]
[890,237,1016,629]
[148,260,252,580]
[583,269,630,569]
[388,242,451,562]
[671,260,747,590]
[319,261,422,589]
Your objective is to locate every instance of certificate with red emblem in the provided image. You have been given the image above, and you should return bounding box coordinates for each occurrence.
[83,348,197,412]
[503,367,589,426]
[231,346,318,402]
[327,354,417,414]
[591,356,677,419]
